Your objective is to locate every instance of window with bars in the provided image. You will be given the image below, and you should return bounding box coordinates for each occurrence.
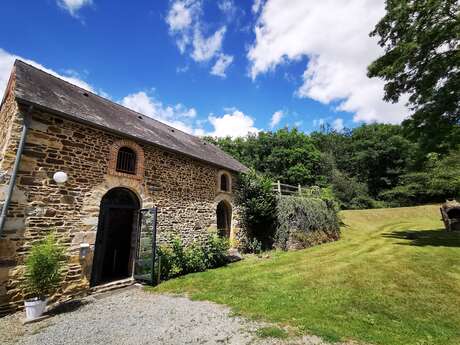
[116,147,137,174]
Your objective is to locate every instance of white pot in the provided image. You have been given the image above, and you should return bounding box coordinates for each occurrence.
[24,297,47,321]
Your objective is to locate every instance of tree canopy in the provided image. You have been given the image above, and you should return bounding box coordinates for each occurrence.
[368,0,460,154]
[207,123,459,209]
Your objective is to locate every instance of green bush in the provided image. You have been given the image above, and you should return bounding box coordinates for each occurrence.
[169,238,187,277]
[330,170,379,209]
[184,242,207,273]
[235,169,278,250]
[156,235,230,281]
[247,238,262,254]
[157,245,173,280]
[23,233,67,299]
[205,234,230,268]
[275,196,340,250]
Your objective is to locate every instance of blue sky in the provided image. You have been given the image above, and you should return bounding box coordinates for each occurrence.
[0,0,408,137]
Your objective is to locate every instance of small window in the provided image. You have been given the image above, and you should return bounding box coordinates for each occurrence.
[220,173,229,192]
[116,147,137,174]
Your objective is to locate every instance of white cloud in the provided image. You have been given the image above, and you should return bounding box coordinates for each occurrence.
[248,0,409,124]
[192,27,226,62]
[211,54,233,77]
[332,118,344,132]
[252,0,264,14]
[166,1,231,76]
[120,91,202,135]
[166,0,195,31]
[57,0,92,17]
[269,110,283,128]
[218,0,237,17]
[0,48,94,97]
[208,109,259,138]
[165,0,201,53]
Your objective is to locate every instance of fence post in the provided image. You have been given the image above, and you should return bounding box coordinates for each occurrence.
[298,184,302,195]
[277,180,281,194]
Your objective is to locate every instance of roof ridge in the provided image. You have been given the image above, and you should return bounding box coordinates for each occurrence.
[13,59,206,141]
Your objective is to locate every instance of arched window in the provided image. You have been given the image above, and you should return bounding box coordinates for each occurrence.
[116,147,137,174]
[220,174,229,192]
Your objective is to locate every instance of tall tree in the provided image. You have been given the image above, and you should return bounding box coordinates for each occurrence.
[347,124,416,197]
[206,128,321,186]
[368,0,460,154]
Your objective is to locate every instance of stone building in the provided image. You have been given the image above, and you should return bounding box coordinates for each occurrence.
[0,60,247,314]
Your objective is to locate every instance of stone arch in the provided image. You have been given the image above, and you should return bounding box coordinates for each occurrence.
[79,175,154,249]
[91,187,140,286]
[78,176,153,283]
[217,170,232,193]
[108,139,145,179]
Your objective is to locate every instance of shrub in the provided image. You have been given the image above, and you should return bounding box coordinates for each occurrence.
[184,243,207,273]
[275,196,340,250]
[157,245,173,280]
[235,169,278,250]
[169,238,187,277]
[156,235,230,282]
[205,234,230,268]
[23,233,67,299]
[330,170,378,209]
[247,238,262,254]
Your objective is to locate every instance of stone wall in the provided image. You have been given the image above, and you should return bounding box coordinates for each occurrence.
[0,100,241,314]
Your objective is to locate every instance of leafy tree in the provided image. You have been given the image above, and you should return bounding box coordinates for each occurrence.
[381,149,460,205]
[207,128,321,186]
[313,124,415,198]
[347,124,416,196]
[208,122,457,210]
[368,0,460,154]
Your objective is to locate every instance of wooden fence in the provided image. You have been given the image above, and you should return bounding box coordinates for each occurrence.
[271,181,308,196]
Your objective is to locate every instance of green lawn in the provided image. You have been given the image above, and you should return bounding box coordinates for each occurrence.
[150,205,460,345]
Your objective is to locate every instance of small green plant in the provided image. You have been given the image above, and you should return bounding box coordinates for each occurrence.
[155,234,230,281]
[184,243,207,273]
[170,238,186,277]
[247,237,262,254]
[23,233,67,299]
[205,234,230,268]
[157,245,173,280]
[256,326,288,339]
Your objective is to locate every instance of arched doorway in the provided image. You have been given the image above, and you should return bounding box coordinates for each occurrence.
[91,188,140,286]
[216,201,232,238]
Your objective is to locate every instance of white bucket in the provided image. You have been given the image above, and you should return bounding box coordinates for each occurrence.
[24,298,47,321]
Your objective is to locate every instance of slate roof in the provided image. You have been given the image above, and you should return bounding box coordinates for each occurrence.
[11,60,247,172]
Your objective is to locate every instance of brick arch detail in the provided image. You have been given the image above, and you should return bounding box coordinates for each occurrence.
[108,139,145,179]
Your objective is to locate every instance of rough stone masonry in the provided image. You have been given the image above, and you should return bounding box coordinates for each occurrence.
[0,60,245,315]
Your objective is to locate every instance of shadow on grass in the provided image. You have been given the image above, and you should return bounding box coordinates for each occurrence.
[383,228,460,247]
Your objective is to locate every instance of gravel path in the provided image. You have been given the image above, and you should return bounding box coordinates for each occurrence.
[0,287,351,345]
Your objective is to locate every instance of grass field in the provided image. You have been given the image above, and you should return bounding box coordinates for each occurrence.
[150,205,460,345]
